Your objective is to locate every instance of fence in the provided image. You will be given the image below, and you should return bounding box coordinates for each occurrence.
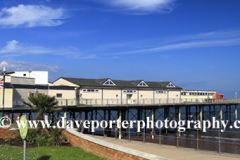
[81,126,240,155]
[12,98,240,107]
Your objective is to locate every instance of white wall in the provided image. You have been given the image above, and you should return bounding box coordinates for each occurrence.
[14,71,48,85]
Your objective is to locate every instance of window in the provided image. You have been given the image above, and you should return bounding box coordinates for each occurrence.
[156,91,166,94]
[82,89,99,93]
[116,94,118,97]
[103,79,115,85]
[56,93,62,98]
[123,90,137,93]
[141,95,143,97]
[23,74,26,76]
[80,94,82,98]
[167,82,175,87]
[138,81,148,87]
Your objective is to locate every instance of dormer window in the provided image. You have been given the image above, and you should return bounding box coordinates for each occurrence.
[103,79,115,85]
[138,81,148,87]
[167,82,176,87]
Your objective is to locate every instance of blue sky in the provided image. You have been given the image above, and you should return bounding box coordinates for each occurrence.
[0,0,239,98]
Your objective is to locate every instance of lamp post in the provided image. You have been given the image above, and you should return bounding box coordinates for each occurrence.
[2,66,6,116]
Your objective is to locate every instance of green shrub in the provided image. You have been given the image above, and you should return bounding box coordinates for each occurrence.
[50,129,67,146]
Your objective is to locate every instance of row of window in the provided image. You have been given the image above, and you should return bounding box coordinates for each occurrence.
[156,91,167,94]
[123,90,137,93]
[181,92,214,96]
[82,89,99,93]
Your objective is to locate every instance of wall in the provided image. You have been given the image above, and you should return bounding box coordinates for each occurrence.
[13,88,48,100]
[80,88,102,99]
[139,90,153,99]
[103,89,122,99]
[63,130,147,160]
[154,91,168,99]
[53,78,79,87]
[0,88,13,108]
[11,77,35,85]
[13,71,48,85]
[0,128,15,139]
[168,91,181,99]
[49,89,76,99]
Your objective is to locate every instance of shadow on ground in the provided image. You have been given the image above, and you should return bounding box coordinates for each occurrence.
[37,156,51,160]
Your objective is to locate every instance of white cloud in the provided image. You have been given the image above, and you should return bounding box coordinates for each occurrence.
[0,4,64,28]
[0,40,96,59]
[0,61,59,73]
[101,29,240,55]
[104,0,175,14]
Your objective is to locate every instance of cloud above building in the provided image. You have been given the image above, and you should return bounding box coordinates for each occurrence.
[0,4,65,28]
[103,0,175,14]
[0,61,60,73]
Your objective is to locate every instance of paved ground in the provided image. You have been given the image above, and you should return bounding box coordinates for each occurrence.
[90,135,240,160]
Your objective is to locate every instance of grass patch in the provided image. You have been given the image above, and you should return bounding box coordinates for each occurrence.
[0,145,106,160]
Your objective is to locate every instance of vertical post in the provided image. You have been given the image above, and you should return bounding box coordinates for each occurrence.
[220,105,222,129]
[144,109,146,143]
[103,110,106,137]
[235,105,238,121]
[118,109,121,139]
[79,111,82,132]
[230,105,232,125]
[196,129,198,150]
[159,128,161,145]
[64,111,67,128]
[11,113,14,123]
[91,110,93,135]
[128,109,130,141]
[137,109,141,137]
[2,69,6,116]
[219,130,221,153]
[28,112,31,120]
[200,106,202,130]
[151,108,155,139]
[23,139,26,160]
[85,111,88,133]
[178,106,181,136]
[108,109,111,137]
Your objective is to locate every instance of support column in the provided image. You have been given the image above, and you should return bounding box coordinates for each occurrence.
[186,106,188,121]
[151,108,155,139]
[164,107,168,134]
[90,110,93,133]
[200,106,202,130]
[79,111,83,132]
[137,109,141,137]
[103,110,106,137]
[178,106,181,136]
[230,105,232,125]
[11,113,14,123]
[235,105,238,121]
[220,105,222,129]
[84,111,88,133]
[118,109,122,139]
[28,112,31,120]
[64,111,67,128]
[107,109,111,137]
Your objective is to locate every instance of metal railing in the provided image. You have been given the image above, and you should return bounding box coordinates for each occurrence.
[12,98,240,107]
[78,98,240,106]
[81,127,240,155]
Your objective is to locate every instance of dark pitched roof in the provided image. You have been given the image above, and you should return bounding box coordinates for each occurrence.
[60,77,182,89]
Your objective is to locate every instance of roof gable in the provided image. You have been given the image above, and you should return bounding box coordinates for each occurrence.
[137,81,148,87]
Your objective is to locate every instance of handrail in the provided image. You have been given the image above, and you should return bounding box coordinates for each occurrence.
[12,98,240,107]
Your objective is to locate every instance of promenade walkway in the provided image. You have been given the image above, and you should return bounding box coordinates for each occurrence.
[90,135,240,160]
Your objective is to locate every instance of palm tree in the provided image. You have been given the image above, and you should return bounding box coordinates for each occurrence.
[23,92,61,122]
